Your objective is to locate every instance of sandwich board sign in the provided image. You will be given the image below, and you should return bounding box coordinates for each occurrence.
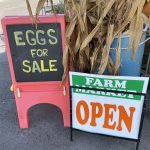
[1,15,70,128]
[69,72,149,149]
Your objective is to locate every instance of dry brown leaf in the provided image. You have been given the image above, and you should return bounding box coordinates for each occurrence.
[80,0,116,51]
[98,24,114,74]
[25,0,35,24]
[36,0,47,17]
[131,0,145,60]
[115,33,122,74]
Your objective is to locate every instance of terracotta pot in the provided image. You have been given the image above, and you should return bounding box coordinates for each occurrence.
[143,2,150,16]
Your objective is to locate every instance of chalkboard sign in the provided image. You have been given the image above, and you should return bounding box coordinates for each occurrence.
[6,23,64,82]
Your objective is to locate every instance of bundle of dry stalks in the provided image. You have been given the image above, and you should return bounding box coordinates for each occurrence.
[26,0,150,79]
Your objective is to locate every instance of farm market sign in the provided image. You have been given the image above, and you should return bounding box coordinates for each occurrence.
[69,72,149,139]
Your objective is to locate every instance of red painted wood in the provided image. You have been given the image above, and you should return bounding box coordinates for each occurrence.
[1,15,70,128]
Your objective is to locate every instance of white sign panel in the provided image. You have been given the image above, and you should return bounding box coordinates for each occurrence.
[69,72,149,139]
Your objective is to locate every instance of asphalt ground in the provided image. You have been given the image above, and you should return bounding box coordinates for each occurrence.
[0,41,150,150]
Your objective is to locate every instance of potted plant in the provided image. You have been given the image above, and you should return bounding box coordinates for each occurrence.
[62,0,150,77]
[26,0,150,78]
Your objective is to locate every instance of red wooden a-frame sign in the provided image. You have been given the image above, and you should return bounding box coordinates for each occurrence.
[2,15,70,128]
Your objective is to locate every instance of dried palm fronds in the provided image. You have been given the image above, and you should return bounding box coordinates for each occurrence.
[26,0,150,79]
[63,0,150,77]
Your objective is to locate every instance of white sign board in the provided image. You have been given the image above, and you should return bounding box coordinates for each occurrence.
[69,72,149,139]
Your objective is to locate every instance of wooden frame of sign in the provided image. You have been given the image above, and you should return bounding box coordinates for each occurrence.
[2,15,70,128]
